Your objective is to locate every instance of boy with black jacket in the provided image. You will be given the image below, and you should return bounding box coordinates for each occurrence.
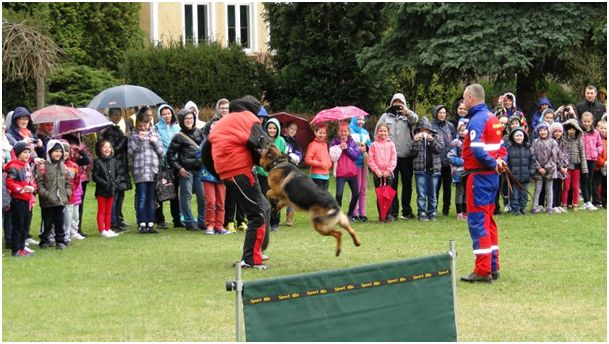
[506,127,536,215]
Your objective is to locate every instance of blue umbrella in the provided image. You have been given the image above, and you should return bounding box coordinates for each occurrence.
[87,84,165,109]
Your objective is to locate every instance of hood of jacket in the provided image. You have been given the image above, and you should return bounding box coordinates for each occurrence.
[184,100,199,118]
[214,98,229,117]
[156,104,177,126]
[349,116,368,135]
[177,108,197,132]
[562,119,583,140]
[508,114,522,127]
[508,127,529,144]
[8,107,36,139]
[390,93,408,107]
[536,96,552,110]
[504,92,517,109]
[413,117,436,134]
[265,117,282,137]
[431,105,448,122]
[46,139,65,162]
[535,122,550,136]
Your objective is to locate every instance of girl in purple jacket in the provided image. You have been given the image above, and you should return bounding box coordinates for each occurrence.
[329,123,360,222]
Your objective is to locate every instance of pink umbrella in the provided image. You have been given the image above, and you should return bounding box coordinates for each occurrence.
[310,106,368,125]
[55,108,114,136]
[30,105,83,124]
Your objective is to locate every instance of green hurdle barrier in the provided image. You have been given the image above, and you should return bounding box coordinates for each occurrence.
[227,241,458,342]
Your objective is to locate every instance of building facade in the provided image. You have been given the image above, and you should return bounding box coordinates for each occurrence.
[139,2,269,54]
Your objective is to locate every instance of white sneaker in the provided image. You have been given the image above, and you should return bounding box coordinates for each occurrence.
[100,230,118,238]
[552,207,563,214]
[584,202,598,211]
[504,205,511,213]
[107,229,120,237]
[71,232,86,240]
[25,238,39,246]
[23,246,35,253]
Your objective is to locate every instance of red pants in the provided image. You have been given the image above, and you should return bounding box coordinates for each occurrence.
[561,169,580,206]
[203,181,226,229]
[466,173,499,276]
[96,196,114,232]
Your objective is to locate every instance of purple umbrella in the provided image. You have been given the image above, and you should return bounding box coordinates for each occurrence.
[55,108,114,136]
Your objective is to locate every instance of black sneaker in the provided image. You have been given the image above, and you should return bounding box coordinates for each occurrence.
[491,271,500,280]
[235,260,269,270]
[56,243,67,250]
[185,223,198,231]
[401,213,416,220]
[418,214,429,221]
[359,216,368,223]
[173,221,185,228]
[39,242,51,249]
[429,212,438,221]
[148,226,159,234]
[157,221,168,230]
[137,226,149,234]
[385,215,396,222]
[460,272,492,283]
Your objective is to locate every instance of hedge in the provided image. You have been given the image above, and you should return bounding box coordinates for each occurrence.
[120,42,272,109]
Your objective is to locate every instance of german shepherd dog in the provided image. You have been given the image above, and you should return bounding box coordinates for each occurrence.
[259,144,361,256]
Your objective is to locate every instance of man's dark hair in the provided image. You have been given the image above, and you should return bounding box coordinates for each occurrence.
[229,96,262,115]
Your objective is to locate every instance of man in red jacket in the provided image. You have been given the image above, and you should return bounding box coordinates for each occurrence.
[461,84,508,283]
[206,97,272,269]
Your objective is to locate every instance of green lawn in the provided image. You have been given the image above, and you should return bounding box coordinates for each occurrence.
[2,180,607,341]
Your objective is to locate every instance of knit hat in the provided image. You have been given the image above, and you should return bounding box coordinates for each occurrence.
[13,141,30,157]
[549,122,563,135]
[457,118,469,132]
[535,122,549,134]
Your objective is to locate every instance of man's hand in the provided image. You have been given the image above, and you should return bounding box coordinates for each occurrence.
[495,158,507,174]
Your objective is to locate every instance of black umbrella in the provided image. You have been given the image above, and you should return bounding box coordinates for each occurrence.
[87,84,165,109]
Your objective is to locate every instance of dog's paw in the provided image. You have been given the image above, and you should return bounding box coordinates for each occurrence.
[335,249,341,257]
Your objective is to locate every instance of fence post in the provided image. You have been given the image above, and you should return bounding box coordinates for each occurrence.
[448,240,458,339]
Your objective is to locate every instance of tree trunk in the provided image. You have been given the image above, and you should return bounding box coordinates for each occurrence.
[516,72,537,126]
[36,75,45,109]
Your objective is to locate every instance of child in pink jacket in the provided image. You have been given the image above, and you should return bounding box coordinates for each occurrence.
[329,123,360,222]
[368,123,397,222]
[580,112,603,211]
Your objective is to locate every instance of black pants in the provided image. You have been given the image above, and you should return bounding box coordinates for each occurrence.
[593,170,607,206]
[582,160,597,203]
[312,178,329,191]
[41,206,66,245]
[336,176,359,217]
[155,198,180,224]
[436,165,452,215]
[552,178,563,208]
[10,199,30,254]
[78,181,88,232]
[391,157,415,218]
[225,174,271,266]
[224,185,246,226]
[258,175,280,227]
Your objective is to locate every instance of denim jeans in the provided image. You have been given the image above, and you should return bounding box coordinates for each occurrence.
[178,169,205,226]
[135,181,156,225]
[414,170,440,216]
[510,182,529,213]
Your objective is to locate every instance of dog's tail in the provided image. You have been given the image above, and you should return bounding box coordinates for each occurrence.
[312,207,341,228]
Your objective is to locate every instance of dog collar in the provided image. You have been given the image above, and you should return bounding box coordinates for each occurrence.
[266,155,290,171]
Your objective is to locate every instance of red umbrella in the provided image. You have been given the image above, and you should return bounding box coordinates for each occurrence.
[270,112,315,150]
[30,105,84,124]
[310,106,368,125]
[375,178,396,222]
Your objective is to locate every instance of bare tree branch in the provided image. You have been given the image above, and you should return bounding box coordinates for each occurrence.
[2,18,64,82]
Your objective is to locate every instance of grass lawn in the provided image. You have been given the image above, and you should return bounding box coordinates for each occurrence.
[2,179,607,341]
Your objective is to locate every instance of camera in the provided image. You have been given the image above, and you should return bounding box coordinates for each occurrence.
[32,139,40,144]
[391,105,404,113]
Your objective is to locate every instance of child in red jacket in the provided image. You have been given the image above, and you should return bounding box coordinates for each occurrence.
[4,142,37,257]
[305,124,332,191]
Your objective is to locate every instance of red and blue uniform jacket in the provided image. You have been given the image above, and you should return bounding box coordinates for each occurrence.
[463,103,507,173]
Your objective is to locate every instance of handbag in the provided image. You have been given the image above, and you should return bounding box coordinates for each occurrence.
[156,167,177,202]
